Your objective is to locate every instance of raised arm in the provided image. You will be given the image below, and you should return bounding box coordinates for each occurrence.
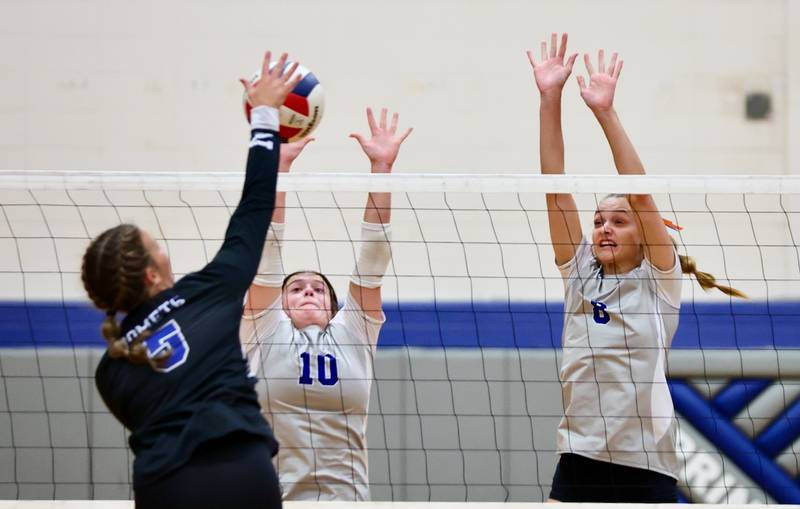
[244,137,314,316]
[529,33,582,266]
[202,52,301,293]
[578,50,674,270]
[348,107,412,320]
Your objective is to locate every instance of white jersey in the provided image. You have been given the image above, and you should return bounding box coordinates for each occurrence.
[241,294,383,501]
[557,237,682,479]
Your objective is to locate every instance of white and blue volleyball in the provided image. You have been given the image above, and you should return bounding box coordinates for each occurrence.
[244,62,324,142]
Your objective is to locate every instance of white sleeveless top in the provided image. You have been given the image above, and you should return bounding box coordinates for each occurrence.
[557,237,682,479]
[241,295,383,500]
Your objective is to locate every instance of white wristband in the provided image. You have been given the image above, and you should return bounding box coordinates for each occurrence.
[250,106,279,132]
[350,222,392,289]
[253,223,285,287]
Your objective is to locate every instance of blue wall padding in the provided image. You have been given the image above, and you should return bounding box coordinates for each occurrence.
[0,300,799,349]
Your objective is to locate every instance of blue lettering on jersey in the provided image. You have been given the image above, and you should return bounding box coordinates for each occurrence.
[591,300,611,324]
[318,353,339,386]
[298,352,339,386]
[144,319,190,373]
[125,296,186,343]
[299,352,313,385]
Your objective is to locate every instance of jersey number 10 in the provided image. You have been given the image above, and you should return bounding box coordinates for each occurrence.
[298,352,339,386]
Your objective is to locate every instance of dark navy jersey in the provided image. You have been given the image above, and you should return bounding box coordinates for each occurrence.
[95,112,281,488]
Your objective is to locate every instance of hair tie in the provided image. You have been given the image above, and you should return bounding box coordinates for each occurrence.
[663,219,683,231]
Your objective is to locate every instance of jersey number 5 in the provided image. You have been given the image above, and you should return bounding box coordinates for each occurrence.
[144,319,190,373]
[591,300,611,324]
[299,352,339,386]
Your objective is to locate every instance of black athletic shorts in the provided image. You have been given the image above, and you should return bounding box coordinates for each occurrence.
[134,432,282,509]
[549,453,677,503]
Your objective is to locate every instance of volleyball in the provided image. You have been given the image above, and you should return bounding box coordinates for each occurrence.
[243,62,325,142]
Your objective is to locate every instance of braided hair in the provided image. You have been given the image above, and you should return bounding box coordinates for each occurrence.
[81,224,171,367]
[675,246,747,298]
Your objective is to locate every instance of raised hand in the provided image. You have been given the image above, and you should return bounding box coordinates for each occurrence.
[527,33,578,97]
[239,51,303,109]
[577,49,623,113]
[279,137,314,172]
[349,107,413,173]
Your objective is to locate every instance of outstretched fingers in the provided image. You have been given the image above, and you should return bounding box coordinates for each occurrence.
[608,52,618,76]
[527,49,537,68]
[349,132,366,144]
[576,75,587,91]
[270,52,288,79]
[260,51,273,80]
[284,64,302,91]
[557,33,568,59]
[398,126,413,143]
[583,53,595,76]
[296,136,315,149]
[366,107,377,134]
[379,107,388,130]
[566,52,578,72]
[239,78,252,95]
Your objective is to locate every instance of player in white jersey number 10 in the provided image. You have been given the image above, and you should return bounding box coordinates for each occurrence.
[240,107,412,501]
[529,33,746,503]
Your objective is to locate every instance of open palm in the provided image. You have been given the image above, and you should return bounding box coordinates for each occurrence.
[278,137,314,172]
[528,33,577,95]
[577,50,623,112]
[350,107,413,172]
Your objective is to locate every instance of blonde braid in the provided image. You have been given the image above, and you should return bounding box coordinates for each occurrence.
[678,253,748,299]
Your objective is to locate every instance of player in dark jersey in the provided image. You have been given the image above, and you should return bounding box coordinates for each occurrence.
[81,51,301,509]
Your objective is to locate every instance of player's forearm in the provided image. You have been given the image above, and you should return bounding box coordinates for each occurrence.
[274,152,292,224]
[215,106,280,290]
[272,192,286,224]
[539,93,566,175]
[364,192,390,224]
[594,108,645,176]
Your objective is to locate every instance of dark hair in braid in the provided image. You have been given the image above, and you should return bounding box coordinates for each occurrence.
[599,195,747,298]
[81,224,170,367]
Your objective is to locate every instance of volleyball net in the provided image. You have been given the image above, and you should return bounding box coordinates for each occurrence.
[0,171,799,503]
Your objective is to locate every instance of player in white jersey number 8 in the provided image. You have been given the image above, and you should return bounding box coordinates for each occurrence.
[240,107,412,501]
[529,33,746,503]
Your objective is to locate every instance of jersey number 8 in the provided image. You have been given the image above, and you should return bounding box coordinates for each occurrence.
[591,300,611,324]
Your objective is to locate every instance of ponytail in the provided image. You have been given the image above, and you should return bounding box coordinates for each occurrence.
[669,233,747,299]
[100,310,152,364]
[678,253,747,298]
[102,311,130,360]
